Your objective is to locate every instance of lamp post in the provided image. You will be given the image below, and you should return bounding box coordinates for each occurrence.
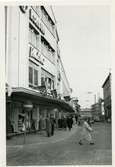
[23,101,33,144]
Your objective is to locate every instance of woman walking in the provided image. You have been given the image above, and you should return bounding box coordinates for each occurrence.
[79,117,94,145]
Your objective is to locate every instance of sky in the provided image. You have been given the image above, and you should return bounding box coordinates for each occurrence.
[53,5,111,108]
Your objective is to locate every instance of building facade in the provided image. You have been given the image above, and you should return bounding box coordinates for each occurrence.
[5,6,73,136]
[80,108,92,118]
[102,73,111,122]
[91,99,102,121]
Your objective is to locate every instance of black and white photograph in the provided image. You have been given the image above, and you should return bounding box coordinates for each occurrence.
[0,0,113,166]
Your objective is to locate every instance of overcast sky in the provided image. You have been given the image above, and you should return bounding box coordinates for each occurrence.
[53,5,111,108]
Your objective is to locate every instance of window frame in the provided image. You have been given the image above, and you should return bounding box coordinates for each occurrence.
[29,64,39,88]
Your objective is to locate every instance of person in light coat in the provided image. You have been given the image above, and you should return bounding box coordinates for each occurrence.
[79,117,94,145]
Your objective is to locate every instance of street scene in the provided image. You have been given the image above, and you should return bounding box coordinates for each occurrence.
[3,4,112,166]
[7,122,111,165]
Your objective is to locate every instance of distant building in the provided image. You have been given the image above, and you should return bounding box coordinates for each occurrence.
[102,73,111,122]
[91,99,102,121]
[80,108,92,118]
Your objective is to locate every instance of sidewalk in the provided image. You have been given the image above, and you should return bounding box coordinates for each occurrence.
[7,125,78,147]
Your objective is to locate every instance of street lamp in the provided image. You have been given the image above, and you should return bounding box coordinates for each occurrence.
[23,101,33,144]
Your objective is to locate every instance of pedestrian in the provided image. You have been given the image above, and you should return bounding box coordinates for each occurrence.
[62,116,67,130]
[87,117,91,127]
[72,116,76,125]
[46,115,51,137]
[78,117,94,145]
[67,116,73,131]
[58,118,61,129]
[75,115,78,124]
[50,115,56,136]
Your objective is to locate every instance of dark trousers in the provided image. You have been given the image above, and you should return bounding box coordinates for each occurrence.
[51,125,54,135]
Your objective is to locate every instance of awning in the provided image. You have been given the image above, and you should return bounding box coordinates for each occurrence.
[8,87,74,113]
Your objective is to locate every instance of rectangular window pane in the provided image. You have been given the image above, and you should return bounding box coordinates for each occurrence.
[29,67,33,84]
[41,77,45,86]
[34,69,38,86]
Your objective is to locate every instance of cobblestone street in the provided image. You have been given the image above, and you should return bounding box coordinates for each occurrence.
[7,122,112,165]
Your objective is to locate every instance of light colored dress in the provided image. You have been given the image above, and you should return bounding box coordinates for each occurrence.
[80,121,93,142]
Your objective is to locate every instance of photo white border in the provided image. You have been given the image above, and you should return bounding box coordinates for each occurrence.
[0,0,114,167]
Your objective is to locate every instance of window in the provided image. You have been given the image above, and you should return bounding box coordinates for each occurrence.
[29,27,40,49]
[41,37,55,63]
[41,77,45,86]
[29,28,32,43]
[41,6,55,36]
[34,69,38,86]
[36,35,40,48]
[29,67,33,85]
[36,6,40,16]
[29,65,39,87]
[41,68,54,90]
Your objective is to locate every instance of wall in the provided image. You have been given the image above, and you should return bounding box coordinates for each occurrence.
[58,57,71,98]
[7,7,29,88]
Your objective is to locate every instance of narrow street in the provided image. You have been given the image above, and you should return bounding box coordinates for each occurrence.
[7,122,112,165]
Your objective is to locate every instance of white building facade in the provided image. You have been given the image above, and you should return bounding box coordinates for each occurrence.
[5,6,73,135]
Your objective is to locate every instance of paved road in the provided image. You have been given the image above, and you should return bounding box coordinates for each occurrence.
[7,122,112,165]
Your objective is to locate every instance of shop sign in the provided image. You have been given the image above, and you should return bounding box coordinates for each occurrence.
[23,101,33,112]
[30,9,45,35]
[19,6,28,13]
[29,45,44,65]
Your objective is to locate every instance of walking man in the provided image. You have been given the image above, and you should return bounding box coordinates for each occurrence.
[46,115,51,137]
[79,117,94,145]
[67,116,73,131]
[50,115,56,136]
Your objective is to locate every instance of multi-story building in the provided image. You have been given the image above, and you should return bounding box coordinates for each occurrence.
[80,108,92,118]
[5,6,74,136]
[91,99,102,121]
[102,73,111,122]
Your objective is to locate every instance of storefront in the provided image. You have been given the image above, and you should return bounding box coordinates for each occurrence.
[6,87,74,137]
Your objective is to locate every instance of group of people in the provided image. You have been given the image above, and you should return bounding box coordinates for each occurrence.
[46,114,94,146]
[58,116,74,131]
[45,115,75,137]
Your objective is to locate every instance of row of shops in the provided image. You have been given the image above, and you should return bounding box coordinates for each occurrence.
[6,87,74,137]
